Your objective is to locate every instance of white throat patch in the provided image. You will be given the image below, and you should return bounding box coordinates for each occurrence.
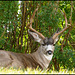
[44,54,53,61]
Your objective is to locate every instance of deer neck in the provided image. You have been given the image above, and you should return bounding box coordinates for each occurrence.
[31,46,50,69]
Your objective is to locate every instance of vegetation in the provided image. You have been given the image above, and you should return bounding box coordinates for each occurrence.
[0,67,75,74]
[0,1,75,74]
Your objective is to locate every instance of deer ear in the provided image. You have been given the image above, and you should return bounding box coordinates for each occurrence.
[52,28,60,44]
[53,36,59,44]
[28,30,44,44]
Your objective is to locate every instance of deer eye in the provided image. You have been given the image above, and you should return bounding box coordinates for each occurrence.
[47,50,53,55]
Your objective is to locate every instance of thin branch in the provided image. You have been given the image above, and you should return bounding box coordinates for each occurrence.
[0,28,6,39]
[61,27,72,51]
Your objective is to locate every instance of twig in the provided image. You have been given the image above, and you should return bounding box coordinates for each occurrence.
[0,28,6,39]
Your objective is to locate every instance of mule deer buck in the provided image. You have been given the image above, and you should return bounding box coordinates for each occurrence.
[0,7,71,69]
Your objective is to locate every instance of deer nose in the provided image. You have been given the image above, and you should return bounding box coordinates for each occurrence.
[47,50,53,55]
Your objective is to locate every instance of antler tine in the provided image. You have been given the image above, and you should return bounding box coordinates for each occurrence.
[27,6,45,40]
[52,10,71,39]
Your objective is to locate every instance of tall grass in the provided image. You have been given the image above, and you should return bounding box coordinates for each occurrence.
[0,67,75,74]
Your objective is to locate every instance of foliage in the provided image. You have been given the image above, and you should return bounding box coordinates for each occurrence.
[38,2,62,37]
[51,45,75,70]
[0,1,19,51]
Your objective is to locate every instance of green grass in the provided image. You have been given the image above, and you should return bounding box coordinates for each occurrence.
[0,67,75,74]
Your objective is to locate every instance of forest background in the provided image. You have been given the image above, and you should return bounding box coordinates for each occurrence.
[0,1,75,71]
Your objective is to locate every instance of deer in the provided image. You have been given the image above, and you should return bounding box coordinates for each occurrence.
[0,7,71,70]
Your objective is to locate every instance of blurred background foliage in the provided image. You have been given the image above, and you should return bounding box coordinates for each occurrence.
[0,1,75,71]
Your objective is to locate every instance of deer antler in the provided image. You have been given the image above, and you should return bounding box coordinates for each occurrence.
[52,10,71,39]
[27,6,45,40]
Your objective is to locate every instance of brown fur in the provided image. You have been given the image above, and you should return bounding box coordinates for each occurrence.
[0,50,50,69]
